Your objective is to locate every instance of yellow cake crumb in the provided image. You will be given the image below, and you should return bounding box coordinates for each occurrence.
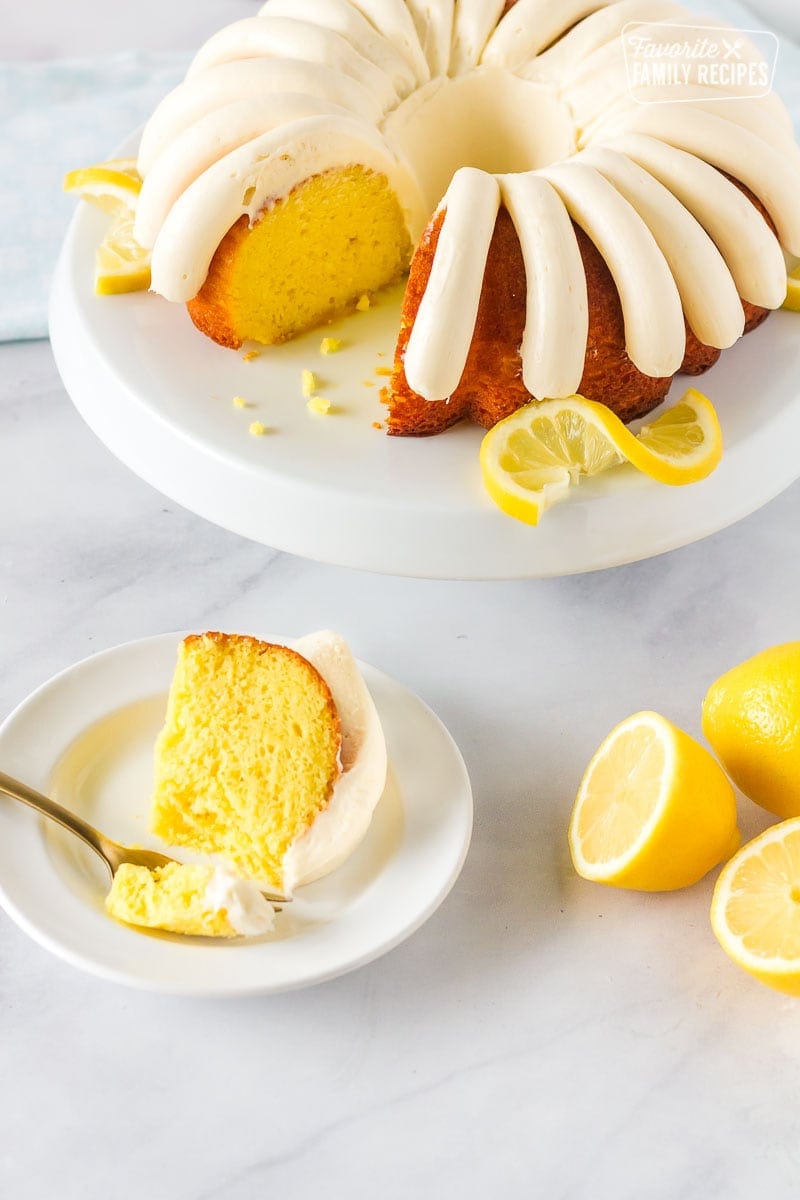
[372,421,383,430]
[249,421,268,436]
[321,337,342,355]
[356,294,371,312]
[307,396,332,415]
[363,380,375,387]
[150,633,341,887]
[106,863,239,938]
[232,395,248,408]
[301,369,318,397]
[242,350,260,362]
[375,366,392,377]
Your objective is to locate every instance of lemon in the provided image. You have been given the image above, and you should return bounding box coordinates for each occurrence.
[782,266,800,312]
[480,389,722,525]
[703,642,800,819]
[63,159,142,214]
[569,711,740,890]
[711,819,800,994]
[95,212,151,295]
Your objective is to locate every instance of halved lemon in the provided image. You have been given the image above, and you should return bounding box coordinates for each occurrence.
[480,388,722,525]
[711,819,800,995]
[63,159,142,214]
[569,711,740,891]
[782,266,800,312]
[95,212,151,295]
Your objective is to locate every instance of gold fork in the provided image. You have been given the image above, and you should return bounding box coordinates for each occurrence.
[0,770,290,906]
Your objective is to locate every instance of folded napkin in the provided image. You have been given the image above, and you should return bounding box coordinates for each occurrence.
[0,1,798,345]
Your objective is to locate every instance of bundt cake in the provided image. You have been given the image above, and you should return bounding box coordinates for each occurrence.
[131,0,800,431]
[151,630,387,891]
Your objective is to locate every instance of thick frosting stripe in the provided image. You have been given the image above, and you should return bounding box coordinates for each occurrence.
[540,161,686,379]
[405,0,455,78]
[404,168,501,401]
[346,0,431,84]
[605,106,800,257]
[499,173,588,401]
[187,17,400,113]
[450,0,506,74]
[259,0,418,97]
[482,0,610,72]
[608,133,787,309]
[151,116,425,303]
[579,146,745,350]
[138,59,381,176]
[136,95,353,249]
[532,0,685,81]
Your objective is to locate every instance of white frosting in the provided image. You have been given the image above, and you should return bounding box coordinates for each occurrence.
[406,0,455,78]
[449,0,506,75]
[204,867,276,937]
[346,0,431,85]
[259,0,418,99]
[579,146,744,351]
[607,133,788,309]
[138,59,382,176]
[150,116,426,303]
[404,168,501,402]
[540,160,686,378]
[136,95,354,250]
[482,0,608,72]
[188,16,400,113]
[132,0,800,400]
[499,173,588,401]
[282,631,387,891]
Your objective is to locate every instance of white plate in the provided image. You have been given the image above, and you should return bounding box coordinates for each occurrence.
[0,633,472,996]
[50,143,800,579]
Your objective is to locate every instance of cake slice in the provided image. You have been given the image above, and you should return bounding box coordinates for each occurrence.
[106,862,275,938]
[150,633,342,888]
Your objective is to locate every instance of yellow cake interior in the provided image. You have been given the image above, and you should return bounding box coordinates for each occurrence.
[150,633,341,887]
[106,862,237,938]
[190,166,412,347]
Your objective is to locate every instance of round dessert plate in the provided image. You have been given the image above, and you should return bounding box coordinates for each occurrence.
[0,633,472,996]
[51,150,800,578]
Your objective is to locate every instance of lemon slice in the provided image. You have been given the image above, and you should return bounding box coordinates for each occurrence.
[95,212,151,295]
[480,388,722,525]
[63,159,142,214]
[569,711,739,891]
[782,266,800,312]
[711,819,800,994]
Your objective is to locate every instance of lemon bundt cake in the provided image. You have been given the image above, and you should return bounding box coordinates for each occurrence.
[150,631,387,892]
[105,863,275,938]
[132,0,800,430]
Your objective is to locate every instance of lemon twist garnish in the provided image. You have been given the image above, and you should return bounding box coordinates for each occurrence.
[64,159,151,295]
[480,388,722,526]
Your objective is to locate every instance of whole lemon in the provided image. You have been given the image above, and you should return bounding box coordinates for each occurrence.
[702,642,800,818]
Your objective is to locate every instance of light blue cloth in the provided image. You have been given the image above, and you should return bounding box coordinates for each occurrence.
[0,52,188,342]
[0,2,798,344]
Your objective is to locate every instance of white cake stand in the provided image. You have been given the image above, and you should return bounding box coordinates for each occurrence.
[50,196,800,579]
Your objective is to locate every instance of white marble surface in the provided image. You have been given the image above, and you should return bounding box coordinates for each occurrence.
[4,3,800,1198]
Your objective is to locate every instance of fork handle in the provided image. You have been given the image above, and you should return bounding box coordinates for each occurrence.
[0,770,112,872]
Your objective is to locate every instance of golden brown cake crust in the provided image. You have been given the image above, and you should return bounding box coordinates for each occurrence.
[186,217,250,350]
[386,185,773,437]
